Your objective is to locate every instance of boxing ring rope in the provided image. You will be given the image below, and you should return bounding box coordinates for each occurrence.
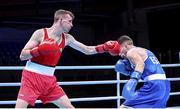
[0,63,180,108]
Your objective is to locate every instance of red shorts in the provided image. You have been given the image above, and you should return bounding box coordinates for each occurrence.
[17,70,65,106]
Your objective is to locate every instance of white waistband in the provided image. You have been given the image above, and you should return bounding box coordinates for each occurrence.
[24,61,55,76]
[144,74,166,81]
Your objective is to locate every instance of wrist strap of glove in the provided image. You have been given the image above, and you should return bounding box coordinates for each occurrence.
[95,44,106,53]
[130,71,142,80]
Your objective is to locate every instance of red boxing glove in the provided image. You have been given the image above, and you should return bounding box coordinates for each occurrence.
[95,41,121,56]
[38,39,59,55]
[30,47,40,57]
[30,39,59,57]
[107,41,121,56]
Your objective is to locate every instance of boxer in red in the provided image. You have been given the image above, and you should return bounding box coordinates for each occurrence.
[16,9,121,108]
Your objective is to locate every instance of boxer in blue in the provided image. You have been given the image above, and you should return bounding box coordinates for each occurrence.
[115,35,170,108]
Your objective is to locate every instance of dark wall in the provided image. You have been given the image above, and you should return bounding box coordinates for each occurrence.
[147,7,180,63]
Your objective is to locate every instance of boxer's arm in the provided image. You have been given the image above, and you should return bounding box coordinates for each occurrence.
[122,49,144,100]
[19,29,42,61]
[126,49,145,73]
[66,34,120,56]
[66,34,97,55]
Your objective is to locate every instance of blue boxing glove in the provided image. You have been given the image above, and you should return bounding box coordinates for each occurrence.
[122,71,142,100]
[115,59,133,76]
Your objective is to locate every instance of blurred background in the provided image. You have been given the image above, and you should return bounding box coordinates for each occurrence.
[0,0,180,108]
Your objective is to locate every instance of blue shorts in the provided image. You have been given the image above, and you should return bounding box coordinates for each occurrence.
[123,80,170,108]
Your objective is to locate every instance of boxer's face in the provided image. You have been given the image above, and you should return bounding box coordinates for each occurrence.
[60,14,73,33]
[119,42,129,58]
